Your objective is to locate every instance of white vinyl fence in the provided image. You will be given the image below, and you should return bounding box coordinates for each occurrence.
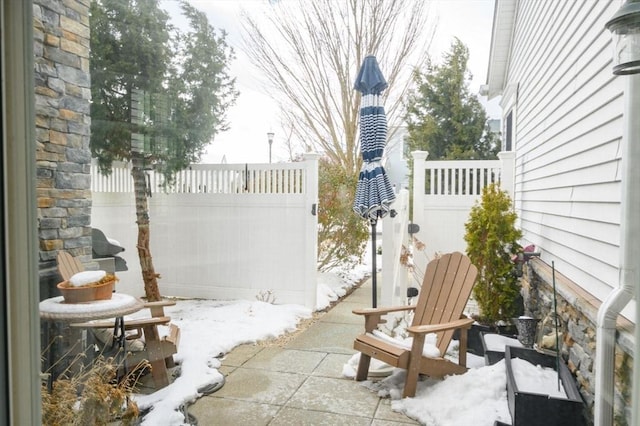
[409,151,515,286]
[91,154,319,309]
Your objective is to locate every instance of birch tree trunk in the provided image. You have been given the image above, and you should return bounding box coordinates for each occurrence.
[131,154,161,301]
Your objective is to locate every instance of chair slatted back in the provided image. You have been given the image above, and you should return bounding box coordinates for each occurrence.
[412,252,478,356]
[57,250,85,281]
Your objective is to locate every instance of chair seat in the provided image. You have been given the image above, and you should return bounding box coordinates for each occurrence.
[354,333,410,368]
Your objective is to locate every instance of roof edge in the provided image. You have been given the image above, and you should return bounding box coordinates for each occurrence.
[486,0,517,100]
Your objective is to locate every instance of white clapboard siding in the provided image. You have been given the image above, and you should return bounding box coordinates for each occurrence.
[499,0,633,320]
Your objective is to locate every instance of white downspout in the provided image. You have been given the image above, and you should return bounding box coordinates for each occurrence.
[594,73,640,426]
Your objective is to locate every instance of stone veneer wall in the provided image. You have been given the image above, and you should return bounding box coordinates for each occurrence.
[33,0,92,299]
[521,259,634,426]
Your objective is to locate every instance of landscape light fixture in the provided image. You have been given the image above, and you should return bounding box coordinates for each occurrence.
[267,131,274,163]
[606,0,640,75]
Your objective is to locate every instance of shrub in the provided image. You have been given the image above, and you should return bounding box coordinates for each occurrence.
[464,182,522,324]
[317,157,369,271]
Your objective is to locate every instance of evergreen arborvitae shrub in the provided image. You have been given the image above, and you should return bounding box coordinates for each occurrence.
[464,183,522,324]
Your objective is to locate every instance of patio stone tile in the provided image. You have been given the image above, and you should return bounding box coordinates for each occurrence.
[220,343,263,367]
[312,353,354,379]
[372,420,422,426]
[348,285,376,305]
[270,406,371,425]
[187,396,280,426]
[286,376,380,418]
[212,367,306,405]
[218,364,236,376]
[285,321,362,354]
[242,347,326,374]
[320,300,370,325]
[374,398,420,424]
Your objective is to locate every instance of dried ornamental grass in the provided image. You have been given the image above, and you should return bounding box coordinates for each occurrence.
[41,341,147,426]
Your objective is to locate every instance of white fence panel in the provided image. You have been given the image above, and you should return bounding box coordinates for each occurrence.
[91,154,319,309]
[411,151,515,281]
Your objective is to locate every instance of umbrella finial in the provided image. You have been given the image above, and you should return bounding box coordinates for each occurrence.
[354,55,388,95]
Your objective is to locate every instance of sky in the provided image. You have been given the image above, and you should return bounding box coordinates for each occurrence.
[169,0,500,165]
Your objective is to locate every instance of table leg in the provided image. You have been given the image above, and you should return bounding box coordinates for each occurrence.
[112,316,128,381]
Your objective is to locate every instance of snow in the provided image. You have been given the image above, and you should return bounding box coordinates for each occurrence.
[132,298,314,425]
[510,357,566,399]
[129,265,369,425]
[483,333,523,352]
[120,261,522,426]
[69,270,106,287]
[39,293,140,317]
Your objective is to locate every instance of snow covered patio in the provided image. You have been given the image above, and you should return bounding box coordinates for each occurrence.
[135,276,520,426]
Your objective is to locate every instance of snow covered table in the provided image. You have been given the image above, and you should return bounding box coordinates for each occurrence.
[39,293,144,322]
[40,293,144,384]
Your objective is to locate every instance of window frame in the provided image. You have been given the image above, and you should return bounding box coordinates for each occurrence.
[2,0,41,424]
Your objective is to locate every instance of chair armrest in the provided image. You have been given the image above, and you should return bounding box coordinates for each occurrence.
[123,316,171,330]
[352,305,416,316]
[353,305,416,333]
[144,300,176,317]
[70,316,171,330]
[143,300,176,307]
[406,317,474,336]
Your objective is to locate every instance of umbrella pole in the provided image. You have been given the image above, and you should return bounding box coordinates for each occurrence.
[371,219,377,308]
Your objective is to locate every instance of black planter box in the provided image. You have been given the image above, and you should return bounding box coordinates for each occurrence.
[457,323,491,356]
[481,333,522,365]
[505,346,585,426]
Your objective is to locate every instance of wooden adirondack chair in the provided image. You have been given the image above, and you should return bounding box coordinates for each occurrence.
[57,250,181,388]
[352,251,478,397]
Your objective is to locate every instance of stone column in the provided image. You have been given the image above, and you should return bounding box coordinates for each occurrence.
[33,0,92,298]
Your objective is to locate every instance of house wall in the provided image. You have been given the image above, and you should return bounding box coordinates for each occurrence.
[504,0,628,317]
[491,0,634,423]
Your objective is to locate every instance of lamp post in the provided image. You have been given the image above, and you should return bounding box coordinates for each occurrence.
[267,131,274,163]
[596,2,640,426]
[606,0,640,74]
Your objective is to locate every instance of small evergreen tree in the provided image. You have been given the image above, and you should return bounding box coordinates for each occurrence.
[405,38,499,161]
[90,0,237,300]
[464,183,522,324]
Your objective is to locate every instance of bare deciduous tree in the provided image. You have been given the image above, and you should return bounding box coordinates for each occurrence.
[241,0,435,173]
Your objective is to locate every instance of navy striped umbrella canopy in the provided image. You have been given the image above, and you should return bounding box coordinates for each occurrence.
[353,55,396,223]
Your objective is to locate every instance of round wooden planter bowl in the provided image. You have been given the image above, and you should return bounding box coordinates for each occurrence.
[57,276,116,303]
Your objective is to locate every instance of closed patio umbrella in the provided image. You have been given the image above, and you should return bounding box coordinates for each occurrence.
[353,55,396,308]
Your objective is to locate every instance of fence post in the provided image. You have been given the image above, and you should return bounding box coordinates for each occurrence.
[382,189,409,307]
[303,152,320,310]
[411,151,429,224]
[498,151,515,200]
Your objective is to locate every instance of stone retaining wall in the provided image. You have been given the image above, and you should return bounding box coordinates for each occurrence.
[33,0,92,298]
[522,259,634,425]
